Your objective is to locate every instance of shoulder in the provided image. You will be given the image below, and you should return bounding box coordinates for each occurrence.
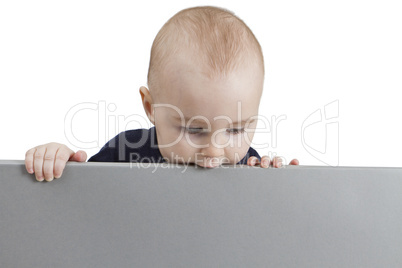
[114,128,154,145]
[88,127,161,162]
[236,146,260,165]
[247,146,260,159]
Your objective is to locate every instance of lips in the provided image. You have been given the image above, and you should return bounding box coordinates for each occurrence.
[197,157,222,168]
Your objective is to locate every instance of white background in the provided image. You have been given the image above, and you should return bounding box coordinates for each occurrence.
[1,0,401,167]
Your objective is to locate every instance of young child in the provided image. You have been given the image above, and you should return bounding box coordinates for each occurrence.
[25,6,299,182]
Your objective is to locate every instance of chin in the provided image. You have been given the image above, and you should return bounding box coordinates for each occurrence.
[196,162,220,168]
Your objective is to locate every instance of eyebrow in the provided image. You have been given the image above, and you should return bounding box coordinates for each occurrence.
[173,116,256,125]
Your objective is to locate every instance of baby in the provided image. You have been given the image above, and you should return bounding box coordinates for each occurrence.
[25,6,299,182]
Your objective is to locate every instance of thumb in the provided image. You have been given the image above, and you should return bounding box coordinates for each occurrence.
[69,150,87,162]
[289,159,299,165]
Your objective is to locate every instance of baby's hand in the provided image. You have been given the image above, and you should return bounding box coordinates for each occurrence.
[247,156,299,168]
[25,143,87,182]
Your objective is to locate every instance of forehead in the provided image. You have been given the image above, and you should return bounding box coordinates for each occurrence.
[155,56,264,121]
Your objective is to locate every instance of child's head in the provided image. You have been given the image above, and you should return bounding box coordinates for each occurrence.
[140,6,265,167]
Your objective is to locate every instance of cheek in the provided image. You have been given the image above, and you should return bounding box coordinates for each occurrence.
[185,133,210,147]
[155,123,181,146]
[158,132,197,160]
[227,131,253,148]
[223,133,254,163]
[244,121,257,145]
[245,131,255,147]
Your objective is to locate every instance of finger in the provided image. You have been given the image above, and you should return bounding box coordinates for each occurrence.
[25,147,36,174]
[272,157,283,168]
[289,159,299,165]
[33,147,46,181]
[43,144,62,182]
[260,156,270,168]
[69,150,87,162]
[247,156,260,166]
[54,145,75,179]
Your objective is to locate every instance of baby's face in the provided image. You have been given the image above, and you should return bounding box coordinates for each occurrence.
[151,57,264,167]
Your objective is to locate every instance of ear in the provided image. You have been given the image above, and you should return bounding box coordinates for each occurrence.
[139,86,155,124]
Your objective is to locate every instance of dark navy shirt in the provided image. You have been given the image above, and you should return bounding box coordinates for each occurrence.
[88,127,260,164]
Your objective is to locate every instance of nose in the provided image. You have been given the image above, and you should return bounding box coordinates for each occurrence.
[199,132,227,158]
[200,144,224,158]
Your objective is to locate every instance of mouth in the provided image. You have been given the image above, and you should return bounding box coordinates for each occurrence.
[196,157,222,168]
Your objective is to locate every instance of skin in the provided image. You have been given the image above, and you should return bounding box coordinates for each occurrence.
[25,52,299,182]
[143,53,270,167]
[25,143,87,181]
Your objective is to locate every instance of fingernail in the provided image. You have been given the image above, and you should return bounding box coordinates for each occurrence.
[36,176,44,182]
[262,159,268,167]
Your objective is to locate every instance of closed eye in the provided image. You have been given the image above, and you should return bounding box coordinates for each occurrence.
[226,128,245,135]
[182,127,246,135]
[183,127,205,135]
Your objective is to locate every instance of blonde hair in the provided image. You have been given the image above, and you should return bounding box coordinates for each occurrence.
[147,6,264,90]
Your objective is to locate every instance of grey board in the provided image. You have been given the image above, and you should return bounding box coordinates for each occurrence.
[0,160,402,267]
